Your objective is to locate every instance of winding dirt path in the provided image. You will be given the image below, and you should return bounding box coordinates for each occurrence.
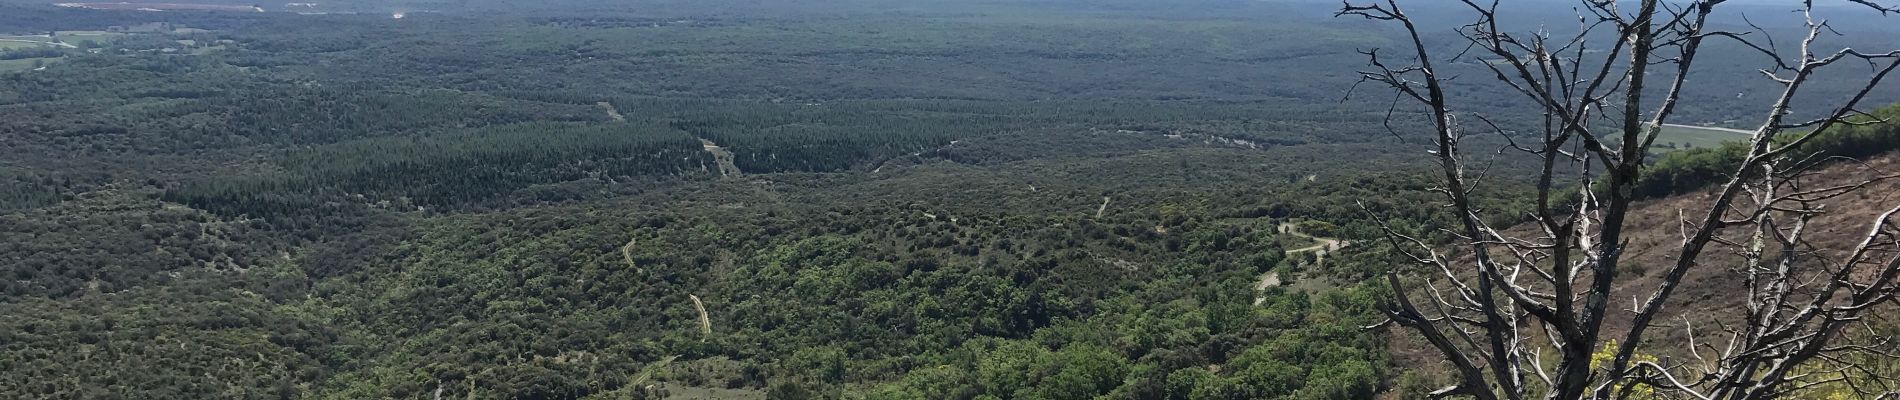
[1255,222,1347,305]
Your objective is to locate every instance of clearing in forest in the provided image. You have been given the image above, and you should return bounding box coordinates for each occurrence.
[0,38,76,49]
[1649,123,1753,153]
[596,101,625,122]
[1255,222,1346,305]
[700,138,742,178]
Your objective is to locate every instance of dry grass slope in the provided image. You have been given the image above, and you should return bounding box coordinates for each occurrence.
[1384,152,1900,386]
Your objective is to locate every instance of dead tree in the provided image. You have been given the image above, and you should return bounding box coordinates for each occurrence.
[1338,0,1900,399]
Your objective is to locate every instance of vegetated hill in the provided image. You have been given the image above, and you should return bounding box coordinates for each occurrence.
[3,0,1893,398]
[1386,151,1900,386]
[1605,152,1900,346]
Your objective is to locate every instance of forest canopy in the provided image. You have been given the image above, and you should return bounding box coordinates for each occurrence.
[1,0,1896,399]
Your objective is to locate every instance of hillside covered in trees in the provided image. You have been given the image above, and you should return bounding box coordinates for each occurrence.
[1,0,1897,398]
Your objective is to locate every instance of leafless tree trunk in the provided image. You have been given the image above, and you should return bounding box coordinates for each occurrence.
[1338,0,1900,398]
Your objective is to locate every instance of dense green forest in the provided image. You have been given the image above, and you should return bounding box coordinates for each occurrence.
[0,0,1895,398]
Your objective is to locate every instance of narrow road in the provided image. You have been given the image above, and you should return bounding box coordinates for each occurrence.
[1255,222,1347,305]
[700,138,742,178]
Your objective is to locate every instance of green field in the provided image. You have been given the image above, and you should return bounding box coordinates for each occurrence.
[1650,124,1752,153]
[0,34,70,71]
[55,31,119,45]
[0,37,59,49]
[0,58,53,71]
[0,31,119,49]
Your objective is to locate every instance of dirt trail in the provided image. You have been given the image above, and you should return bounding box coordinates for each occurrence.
[700,138,742,178]
[596,101,625,122]
[620,237,639,272]
[1255,222,1348,305]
